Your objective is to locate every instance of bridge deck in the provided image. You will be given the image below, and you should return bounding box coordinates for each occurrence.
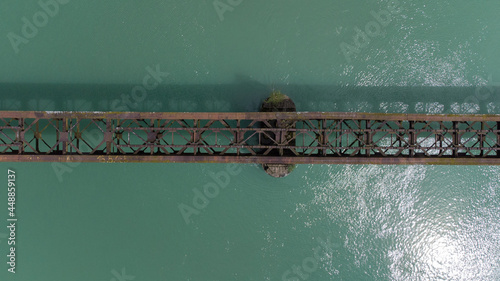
[1,111,499,165]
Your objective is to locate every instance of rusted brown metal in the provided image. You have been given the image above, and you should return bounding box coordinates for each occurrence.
[0,110,499,121]
[1,110,499,165]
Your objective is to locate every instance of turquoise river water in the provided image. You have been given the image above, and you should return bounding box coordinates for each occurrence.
[0,1,499,280]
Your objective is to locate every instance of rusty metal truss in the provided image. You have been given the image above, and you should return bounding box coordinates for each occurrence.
[0,111,499,165]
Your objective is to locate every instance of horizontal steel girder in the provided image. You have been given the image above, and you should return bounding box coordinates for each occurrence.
[0,111,499,165]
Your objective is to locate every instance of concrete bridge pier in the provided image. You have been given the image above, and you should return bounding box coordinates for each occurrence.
[260,91,297,178]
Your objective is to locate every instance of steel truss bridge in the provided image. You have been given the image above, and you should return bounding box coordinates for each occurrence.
[0,111,499,165]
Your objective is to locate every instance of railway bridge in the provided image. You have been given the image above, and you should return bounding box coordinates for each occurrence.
[0,110,499,165]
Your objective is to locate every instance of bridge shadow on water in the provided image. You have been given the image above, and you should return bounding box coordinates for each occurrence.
[0,80,498,114]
